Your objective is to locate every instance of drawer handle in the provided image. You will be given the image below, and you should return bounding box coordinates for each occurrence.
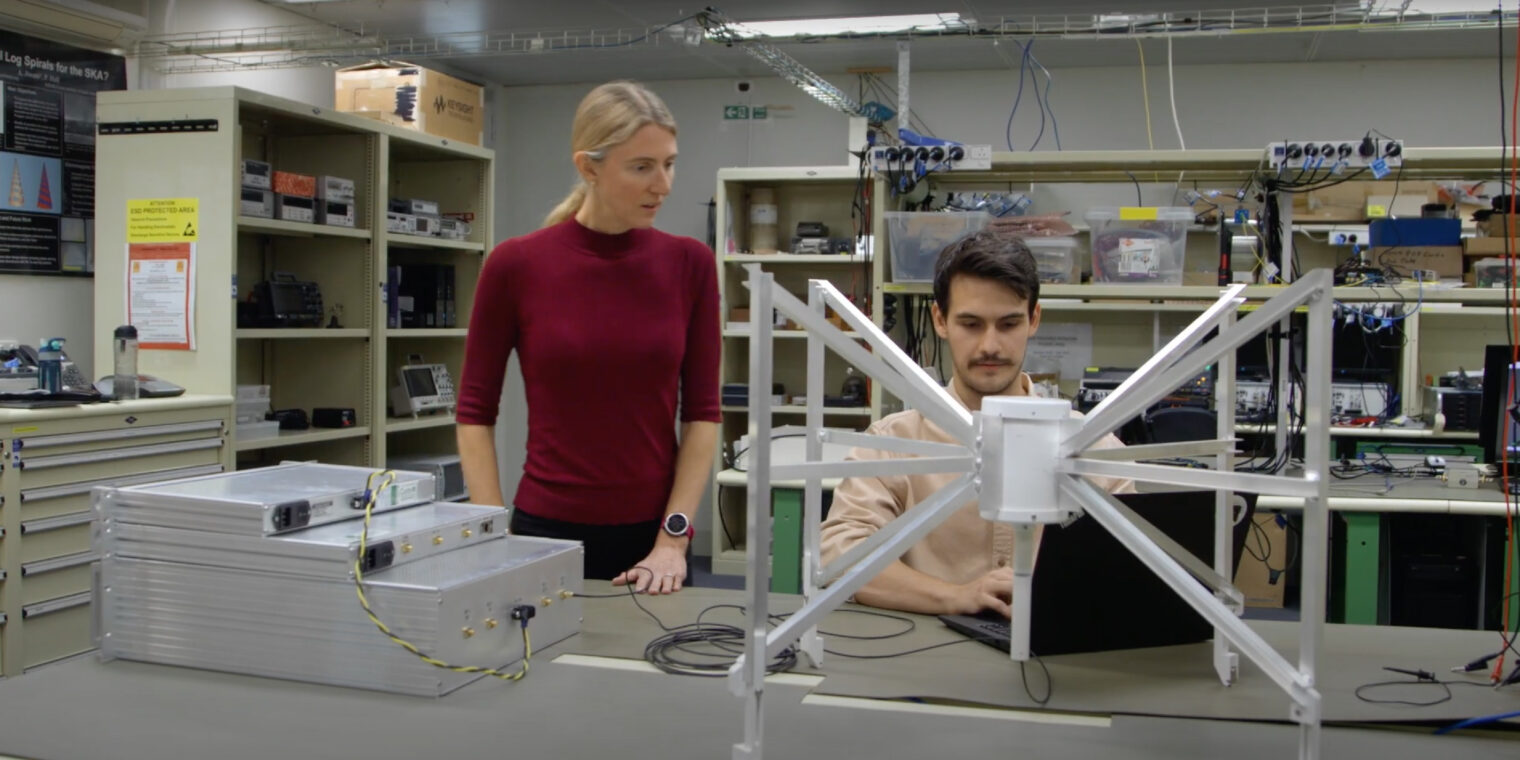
[21,510,93,534]
[20,463,225,503]
[19,437,223,471]
[16,419,225,450]
[22,551,96,576]
[22,591,91,618]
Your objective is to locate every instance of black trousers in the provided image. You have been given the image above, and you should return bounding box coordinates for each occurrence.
[508,508,662,581]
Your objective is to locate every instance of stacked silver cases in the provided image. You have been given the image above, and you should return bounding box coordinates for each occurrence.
[93,462,584,696]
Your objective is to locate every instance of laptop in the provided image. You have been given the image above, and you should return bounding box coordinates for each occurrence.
[939,490,1256,657]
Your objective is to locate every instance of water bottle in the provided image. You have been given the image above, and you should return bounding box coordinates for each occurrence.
[113,325,139,400]
[36,337,64,393]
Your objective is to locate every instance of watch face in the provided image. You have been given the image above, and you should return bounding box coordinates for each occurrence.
[665,513,689,535]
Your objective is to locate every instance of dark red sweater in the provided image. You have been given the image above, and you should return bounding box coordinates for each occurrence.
[456,219,722,525]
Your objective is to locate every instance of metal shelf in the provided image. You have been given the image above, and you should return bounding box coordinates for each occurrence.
[1039,301,1212,314]
[238,217,371,239]
[387,328,468,338]
[720,405,872,417]
[235,328,369,339]
[1234,424,1478,440]
[885,281,1514,304]
[233,426,370,452]
[385,414,456,433]
[386,234,486,252]
[723,254,871,264]
[722,329,863,338]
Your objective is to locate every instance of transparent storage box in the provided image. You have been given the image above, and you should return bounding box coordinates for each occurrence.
[1022,236,1082,284]
[1474,257,1512,288]
[1085,207,1193,285]
[885,211,989,283]
[235,398,271,424]
[236,384,270,401]
[236,419,280,440]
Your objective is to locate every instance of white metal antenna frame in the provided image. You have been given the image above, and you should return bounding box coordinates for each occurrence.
[727,264,1333,760]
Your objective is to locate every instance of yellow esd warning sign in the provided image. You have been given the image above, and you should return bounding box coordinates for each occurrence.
[128,198,199,242]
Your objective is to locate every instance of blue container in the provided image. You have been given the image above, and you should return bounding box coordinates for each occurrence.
[1369,218,1460,247]
[36,358,61,392]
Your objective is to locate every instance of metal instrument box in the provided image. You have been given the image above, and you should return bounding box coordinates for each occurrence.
[274,193,315,223]
[99,502,506,577]
[97,535,583,696]
[93,462,436,536]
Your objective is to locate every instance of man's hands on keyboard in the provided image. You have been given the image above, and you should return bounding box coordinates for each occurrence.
[949,567,1013,618]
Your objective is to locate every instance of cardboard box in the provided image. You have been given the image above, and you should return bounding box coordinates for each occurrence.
[335,61,484,146]
[1289,180,1434,222]
[1366,193,1430,219]
[1234,513,1288,608]
[1369,245,1463,278]
[1463,237,1520,257]
[1478,214,1520,237]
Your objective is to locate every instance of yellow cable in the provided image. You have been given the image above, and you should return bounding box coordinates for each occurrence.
[1135,38,1154,151]
[354,469,530,682]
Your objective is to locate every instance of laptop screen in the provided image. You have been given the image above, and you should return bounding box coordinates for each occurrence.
[943,489,1256,657]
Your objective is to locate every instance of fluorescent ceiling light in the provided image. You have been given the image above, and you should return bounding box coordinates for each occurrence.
[723,13,966,39]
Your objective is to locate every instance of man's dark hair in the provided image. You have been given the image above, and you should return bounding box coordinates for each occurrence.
[932,230,1040,314]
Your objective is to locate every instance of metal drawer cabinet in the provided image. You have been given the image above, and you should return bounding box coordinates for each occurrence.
[11,419,227,490]
[20,592,92,669]
[0,397,233,676]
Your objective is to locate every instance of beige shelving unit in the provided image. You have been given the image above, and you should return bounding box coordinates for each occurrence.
[872,148,1510,424]
[94,86,492,471]
[702,148,1511,582]
[709,165,885,575]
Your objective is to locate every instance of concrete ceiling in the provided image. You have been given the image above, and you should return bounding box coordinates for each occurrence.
[242,1,1504,85]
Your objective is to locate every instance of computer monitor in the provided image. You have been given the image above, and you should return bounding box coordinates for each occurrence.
[1478,344,1520,465]
[1235,314,1400,383]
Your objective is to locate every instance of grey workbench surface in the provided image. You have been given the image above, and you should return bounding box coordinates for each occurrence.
[0,583,1516,760]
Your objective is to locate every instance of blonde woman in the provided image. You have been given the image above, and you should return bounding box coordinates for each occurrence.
[456,81,720,595]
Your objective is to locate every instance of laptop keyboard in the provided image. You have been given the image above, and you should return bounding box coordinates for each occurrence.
[941,612,1013,652]
[972,617,1010,640]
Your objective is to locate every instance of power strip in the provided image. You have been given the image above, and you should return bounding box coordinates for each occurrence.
[1265,138,1404,172]
[867,144,992,172]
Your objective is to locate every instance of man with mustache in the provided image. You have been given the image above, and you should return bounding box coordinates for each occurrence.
[819,231,1133,617]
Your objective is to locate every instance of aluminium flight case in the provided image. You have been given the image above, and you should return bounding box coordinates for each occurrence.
[97,502,509,578]
[96,535,584,696]
[93,462,437,536]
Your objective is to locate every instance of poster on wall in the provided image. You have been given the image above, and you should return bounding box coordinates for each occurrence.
[0,29,126,276]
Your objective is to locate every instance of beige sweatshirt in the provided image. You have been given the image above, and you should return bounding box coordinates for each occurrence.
[819,374,1135,586]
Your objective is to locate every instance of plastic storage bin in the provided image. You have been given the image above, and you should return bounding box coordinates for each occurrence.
[885,211,989,282]
[1474,257,1512,288]
[236,420,280,441]
[1022,237,1082,284]
[1085,207,1193,285]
